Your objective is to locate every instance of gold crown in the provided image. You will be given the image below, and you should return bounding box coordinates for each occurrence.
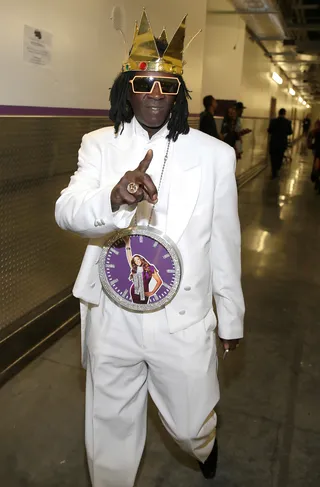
[122,11,188,75]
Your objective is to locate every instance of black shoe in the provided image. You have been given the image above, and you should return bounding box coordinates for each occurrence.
[198,439,218,479]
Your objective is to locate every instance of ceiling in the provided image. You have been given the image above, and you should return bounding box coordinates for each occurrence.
[209,0,320,104]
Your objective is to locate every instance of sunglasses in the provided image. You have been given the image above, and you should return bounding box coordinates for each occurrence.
[130,76,181,95]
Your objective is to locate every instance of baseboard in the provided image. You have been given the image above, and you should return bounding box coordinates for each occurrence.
[0,291,79,387]
[237,161,268,188]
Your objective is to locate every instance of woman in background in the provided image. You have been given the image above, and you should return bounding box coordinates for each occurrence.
[123,236,163,304]
[221,107,239,154]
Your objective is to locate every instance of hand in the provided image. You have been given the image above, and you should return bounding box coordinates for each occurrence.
[144,291,153,297]
[220,338,240,351]
[111,150,157,211]
[240,128,252,136]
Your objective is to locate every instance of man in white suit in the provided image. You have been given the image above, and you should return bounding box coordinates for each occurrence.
[55,12,244,487]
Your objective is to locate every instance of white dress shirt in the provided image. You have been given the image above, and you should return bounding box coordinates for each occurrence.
[131,118,172,231]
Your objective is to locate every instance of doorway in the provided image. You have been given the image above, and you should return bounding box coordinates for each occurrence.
[269,97,277,119]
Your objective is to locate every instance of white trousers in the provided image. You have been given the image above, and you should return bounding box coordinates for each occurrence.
[84,298,219,487]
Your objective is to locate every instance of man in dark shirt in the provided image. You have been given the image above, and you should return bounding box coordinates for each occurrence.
[199,95,219,139]
[303,115,311,135]
[268,108,293,178]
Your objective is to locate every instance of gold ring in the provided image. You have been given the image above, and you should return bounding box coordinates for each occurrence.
[127,182,139,194]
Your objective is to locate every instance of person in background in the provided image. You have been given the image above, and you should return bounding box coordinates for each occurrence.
[235,101,252,160]
[268,108,293,179]
[221,106,239,151]
[303,114,311,136]
[308,119,320,192]
[301,113,312,155]
[199,95,219,139]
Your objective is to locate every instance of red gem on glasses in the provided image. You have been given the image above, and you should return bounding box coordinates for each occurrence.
[139,62,148,70]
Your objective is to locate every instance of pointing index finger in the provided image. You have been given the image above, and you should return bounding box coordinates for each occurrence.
[138,149,153,173]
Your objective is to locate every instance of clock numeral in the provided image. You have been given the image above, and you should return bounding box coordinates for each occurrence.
[111,248,119,256]
[153,241,159,248]
[166,269,174,274]
[163,283,171,290]
[163,253,170,260]
[153,293,159,301]
[106,264,115,269]
[111,279,119,286]
[139,236,144,243]
[122,289,129,298]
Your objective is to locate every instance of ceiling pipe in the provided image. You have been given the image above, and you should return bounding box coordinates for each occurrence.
[229,0,287,40]
[227,0,319,101]
[207,10,280,15]
[293,4,320,10]
[287,24,320,31]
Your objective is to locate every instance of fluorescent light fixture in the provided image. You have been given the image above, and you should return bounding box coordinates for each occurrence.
[298,96,303,103]
[306,104,311,108]
[303,101,307,106]
[272,72,283,85]
[289,88,296,96]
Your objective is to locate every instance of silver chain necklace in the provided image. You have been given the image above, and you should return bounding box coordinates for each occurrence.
[134,139,171,227]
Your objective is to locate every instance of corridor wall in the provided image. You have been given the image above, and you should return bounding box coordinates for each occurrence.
[240,32,306,120]
[0,0,207,113]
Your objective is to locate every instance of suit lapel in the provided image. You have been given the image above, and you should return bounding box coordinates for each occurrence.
[109,121,202,243]
[166,141,201,243]
[109,120,134,151]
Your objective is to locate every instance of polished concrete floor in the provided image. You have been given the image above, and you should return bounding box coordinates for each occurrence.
[0,149,319,487]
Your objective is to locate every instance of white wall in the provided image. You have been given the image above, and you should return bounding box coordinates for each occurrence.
[203,2,245,100]
[203,0,306,121]
[311,105,320,123]
[240,32,305,120]
[0,0,207,113]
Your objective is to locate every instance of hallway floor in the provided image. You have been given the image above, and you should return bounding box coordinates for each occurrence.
[0,148,319,487]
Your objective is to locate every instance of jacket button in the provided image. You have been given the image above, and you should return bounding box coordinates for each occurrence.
[184,286,191,291]
[179,310,186,315]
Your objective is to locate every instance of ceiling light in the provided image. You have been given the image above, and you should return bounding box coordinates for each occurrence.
[306,104,311,108]
[272,72,283,85]
[298,96,303,103]
[303,101,307,106]
[289,88,296,96]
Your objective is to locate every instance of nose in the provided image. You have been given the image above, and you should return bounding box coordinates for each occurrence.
[149,81,164,98]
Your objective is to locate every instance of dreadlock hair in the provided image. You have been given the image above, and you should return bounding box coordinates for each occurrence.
[109,38,191,142]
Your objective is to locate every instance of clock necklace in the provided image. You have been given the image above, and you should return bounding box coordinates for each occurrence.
[99,139,182,312]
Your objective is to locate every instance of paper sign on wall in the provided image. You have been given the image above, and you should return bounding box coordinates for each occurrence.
[23,25,52,67]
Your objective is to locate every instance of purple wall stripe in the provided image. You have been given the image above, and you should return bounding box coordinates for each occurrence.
[0,104,201,118]
[0,105,110,117]
[0,104,200,118]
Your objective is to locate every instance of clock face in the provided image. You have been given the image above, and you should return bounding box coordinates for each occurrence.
[99,227,182,312]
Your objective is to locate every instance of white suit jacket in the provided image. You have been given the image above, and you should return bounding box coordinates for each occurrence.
[55,118,245,340]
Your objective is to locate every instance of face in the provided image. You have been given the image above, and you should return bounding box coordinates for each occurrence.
[133,256,142,266]
[228,107,236,119]
[212,99,217,112]
[128,71,177,135]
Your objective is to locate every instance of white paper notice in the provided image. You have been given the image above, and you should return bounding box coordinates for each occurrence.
[23,25,52,67]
